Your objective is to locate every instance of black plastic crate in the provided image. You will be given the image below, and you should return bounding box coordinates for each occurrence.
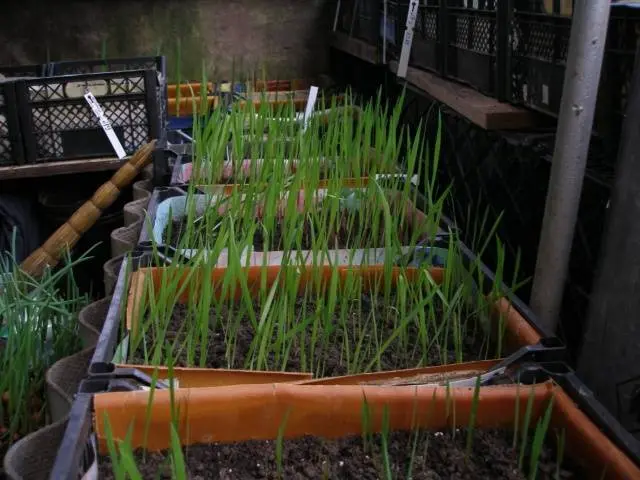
[0,81,24,165]
[14,69,162,163]
[336,0,381,45]
[387,1,442,73]
[509,3,639,140]
[47,56,166,78]
[445,0,508,99]
[48,56,168,134]
[509,1,572,115]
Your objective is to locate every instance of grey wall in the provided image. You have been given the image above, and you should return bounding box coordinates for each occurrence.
[0,0,333,81]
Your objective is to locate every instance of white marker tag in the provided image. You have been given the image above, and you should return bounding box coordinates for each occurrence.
[302,86,319,132]
[375,173,419,186]
[140,378,180,391]
[542,84,549,105]
[397,0,420,79]
[84,91,127,159]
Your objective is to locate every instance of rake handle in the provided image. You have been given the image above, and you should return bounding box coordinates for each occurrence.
[20,141,157,279]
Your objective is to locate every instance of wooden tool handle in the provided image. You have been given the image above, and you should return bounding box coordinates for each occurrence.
[21,141,157,279]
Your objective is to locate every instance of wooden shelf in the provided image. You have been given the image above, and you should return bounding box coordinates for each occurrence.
[330,32,380,65]
[389,61,541,131]
[0,157,127,181]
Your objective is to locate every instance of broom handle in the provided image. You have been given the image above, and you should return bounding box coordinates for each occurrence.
[21,141,157,279]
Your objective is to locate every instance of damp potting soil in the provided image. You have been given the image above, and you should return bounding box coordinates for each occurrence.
[130,294,498,376]
[168,209,415,252]
[98,429,577,480]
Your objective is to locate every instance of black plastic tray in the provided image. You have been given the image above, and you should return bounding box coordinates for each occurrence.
[152,130,193,187]
[46,182,591,479]
[135,183,555,343]
[48,245,640,477]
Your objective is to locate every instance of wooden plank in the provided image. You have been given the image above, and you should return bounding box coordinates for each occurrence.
[330,32,380,65]
[0,157,127,181]
[389,61,540,130]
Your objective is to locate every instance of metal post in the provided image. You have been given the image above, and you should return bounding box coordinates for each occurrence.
[382,0,388,64]
[529,0,610,332]
[577,40,640,430]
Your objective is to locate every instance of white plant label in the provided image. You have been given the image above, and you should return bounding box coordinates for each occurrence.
[66,79,108,99]
[84,91,127,159]
[397,0,420,79]
[302,86,319,132]
[375,173,419,187]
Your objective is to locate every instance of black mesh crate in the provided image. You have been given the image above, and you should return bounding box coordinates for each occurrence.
[387,1,442,74]
[0,81,24,165]
[445,0,508,99]
[509,3,639,156]
[14,69,162,163]
[509,1,572,116]
[336,0,381,45]
[48,56,168,133]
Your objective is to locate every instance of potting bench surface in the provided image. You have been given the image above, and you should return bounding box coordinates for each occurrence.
[389,61,541,131]
[0,156,127,180]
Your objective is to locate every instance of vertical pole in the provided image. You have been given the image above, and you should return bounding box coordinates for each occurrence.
[333,0,341,32]
[529,0,610,332]
[578,40,640,425]
[382,0,388,64]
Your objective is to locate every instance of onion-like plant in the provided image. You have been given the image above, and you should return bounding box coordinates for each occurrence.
[0,244,89,456]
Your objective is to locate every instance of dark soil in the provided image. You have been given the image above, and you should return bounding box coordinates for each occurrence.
[131,294,493,376]
[99,428,577,479]
[168,209,414,251]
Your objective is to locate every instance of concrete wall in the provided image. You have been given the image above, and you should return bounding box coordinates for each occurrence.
[0,0,333,81]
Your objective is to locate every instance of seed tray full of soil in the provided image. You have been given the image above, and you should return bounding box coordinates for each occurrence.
[98,428,577,480]
[130,293,498,377]
[167,209,416,252]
